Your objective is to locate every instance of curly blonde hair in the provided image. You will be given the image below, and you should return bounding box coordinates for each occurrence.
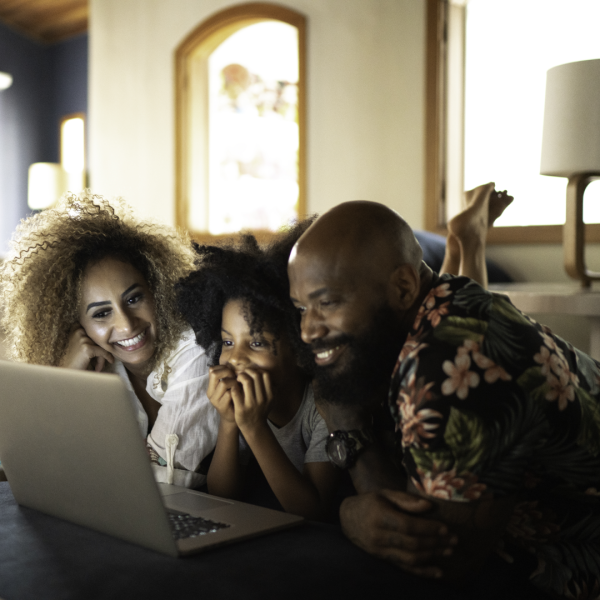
[0,190,195,372]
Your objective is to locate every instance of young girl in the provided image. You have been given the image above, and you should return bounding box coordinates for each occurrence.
[177,225,340,521]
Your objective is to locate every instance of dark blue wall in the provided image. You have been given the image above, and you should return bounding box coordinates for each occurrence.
[0,24,88,254]
[47,34,89,163]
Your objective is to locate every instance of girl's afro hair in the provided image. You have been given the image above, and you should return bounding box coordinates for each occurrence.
[176,217,316,369]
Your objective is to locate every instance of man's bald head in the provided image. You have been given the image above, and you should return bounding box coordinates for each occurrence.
[290,201,424,287]
[287,201,430,409]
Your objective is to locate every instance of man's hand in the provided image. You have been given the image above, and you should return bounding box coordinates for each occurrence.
[340,489,457,579]
[58,326,114,372]
[207,365,238,425]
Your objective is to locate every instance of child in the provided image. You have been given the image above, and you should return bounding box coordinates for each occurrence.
[177,225,339,521]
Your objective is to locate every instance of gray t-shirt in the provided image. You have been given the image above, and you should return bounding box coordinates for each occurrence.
[266,385,329,472]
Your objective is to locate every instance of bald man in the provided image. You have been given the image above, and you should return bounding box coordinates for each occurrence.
[288,201,600,598]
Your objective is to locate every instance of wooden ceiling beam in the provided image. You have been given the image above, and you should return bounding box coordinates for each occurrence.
[0,0,87,43]
[0,0,42,14]
[29,5,87,34]
[0,0,82,18]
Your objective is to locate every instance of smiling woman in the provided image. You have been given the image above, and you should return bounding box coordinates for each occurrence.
[0,191,219,488]
[75,259,158,377]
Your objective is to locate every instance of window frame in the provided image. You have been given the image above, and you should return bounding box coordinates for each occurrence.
[174,2,306,240]
[424,0,600,244]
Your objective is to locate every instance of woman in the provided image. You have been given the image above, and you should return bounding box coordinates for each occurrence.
[0,190,218,488]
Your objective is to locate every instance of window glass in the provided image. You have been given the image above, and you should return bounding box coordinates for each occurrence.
[207,22,299,234]
[60,115,85,193]
[463,0,600,226]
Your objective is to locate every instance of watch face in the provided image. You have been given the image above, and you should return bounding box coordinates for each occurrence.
[329,438,349,466]
[326,431,357,469]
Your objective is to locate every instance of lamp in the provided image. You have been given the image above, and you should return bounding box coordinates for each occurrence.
[540,58,600,287]
[27,163,68,210]
[0,71,12,90]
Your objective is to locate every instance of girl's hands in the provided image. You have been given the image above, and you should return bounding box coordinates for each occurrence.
[208,365,273,432]
[231,368,273,432]
[58,326,114,372]
[208,365,238,425]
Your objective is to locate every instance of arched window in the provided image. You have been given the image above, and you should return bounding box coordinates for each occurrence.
[175,3,306,238]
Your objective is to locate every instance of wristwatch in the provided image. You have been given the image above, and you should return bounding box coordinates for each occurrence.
[325,429,374,469]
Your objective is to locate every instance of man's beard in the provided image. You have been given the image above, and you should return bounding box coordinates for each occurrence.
[312,303,403,410]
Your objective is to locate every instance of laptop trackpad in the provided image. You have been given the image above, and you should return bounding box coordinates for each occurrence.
[165,492,233,514]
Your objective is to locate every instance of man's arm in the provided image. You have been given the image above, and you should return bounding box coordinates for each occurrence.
[327,411,515,580]
[404,479,516,581]
[318,402,459,576]
[339,445,514,581]
[340,489,458,579]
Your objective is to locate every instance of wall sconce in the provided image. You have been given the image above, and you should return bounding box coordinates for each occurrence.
[28,163,86,210]
[28,163,68,210]
[540,58,600,287]
[0,71,12,91]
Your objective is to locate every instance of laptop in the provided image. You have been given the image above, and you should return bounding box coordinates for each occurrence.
[0,360,302,557]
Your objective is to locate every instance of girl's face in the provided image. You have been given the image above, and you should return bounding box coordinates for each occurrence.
[219,299,297,393]
[79,257,157,375]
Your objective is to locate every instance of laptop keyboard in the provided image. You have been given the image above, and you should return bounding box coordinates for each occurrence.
[168,511,230,540]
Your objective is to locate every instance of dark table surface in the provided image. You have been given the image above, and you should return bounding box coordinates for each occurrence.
[0,482,547,600]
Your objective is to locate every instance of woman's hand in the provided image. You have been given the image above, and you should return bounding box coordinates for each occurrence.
[58,326,114,372]
[231,368,273,433]
[207,365,238,425]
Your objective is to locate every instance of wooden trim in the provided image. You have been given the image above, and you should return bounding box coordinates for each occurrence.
[174,2,307,232]
[174,33,189,231]
[429,223,600,244]
[486,225,562,244]
[424,0,446,232]
[485,223,600,245]
[297,8,307,220]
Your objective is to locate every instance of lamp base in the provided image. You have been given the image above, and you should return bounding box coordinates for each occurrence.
[565,173,600,287]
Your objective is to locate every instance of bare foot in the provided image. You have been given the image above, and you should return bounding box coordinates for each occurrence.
[447,182,495,244]
[448,183,514,240]
[442,183,515,286]
[489,189,514,226]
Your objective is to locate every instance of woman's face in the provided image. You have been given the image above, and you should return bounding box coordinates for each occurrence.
[79,257,157,375]
[219,299,297,394]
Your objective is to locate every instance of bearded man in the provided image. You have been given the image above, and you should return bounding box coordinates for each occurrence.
[288,200,600,599]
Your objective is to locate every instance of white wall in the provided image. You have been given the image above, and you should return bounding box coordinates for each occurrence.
[89,0,425,229]
[89,0,600,291]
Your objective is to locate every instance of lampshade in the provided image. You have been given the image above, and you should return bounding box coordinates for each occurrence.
[28,163,68,210]
[0,71,12,90]
[541,59,600,177]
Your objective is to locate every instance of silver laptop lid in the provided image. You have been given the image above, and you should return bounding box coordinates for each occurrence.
[0,361,178,556]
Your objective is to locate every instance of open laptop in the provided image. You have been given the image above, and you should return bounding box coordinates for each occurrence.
[0,360,302,557]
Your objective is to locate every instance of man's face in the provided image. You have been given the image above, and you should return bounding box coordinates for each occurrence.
[288,246,402,405]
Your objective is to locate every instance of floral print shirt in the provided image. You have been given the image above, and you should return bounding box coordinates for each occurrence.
[389,274,600,599]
